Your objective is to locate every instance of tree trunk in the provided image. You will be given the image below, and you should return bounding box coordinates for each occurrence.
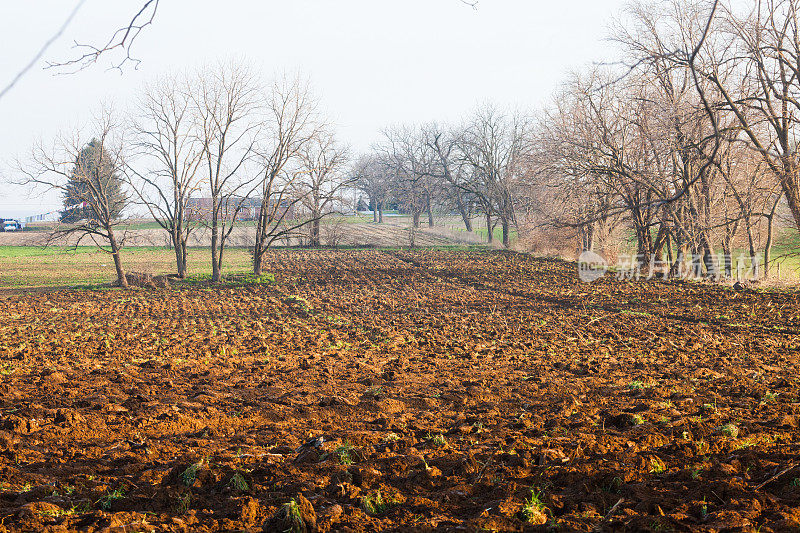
[690,244,704,279]
[580,223,595,252]
[763,194,781,278]
[668,233,684,279]
[634,222,653,266]
[455,195,472,232]
[765,213,775,279]
[175,244,186,278]
[486,214,493,244]
[378,202,384,223]
[211,200,221,282]
[665,231,674,268]
[253,216,263,276]
[745,217,756,259]
[701,236,717,280]
[253,251,263,276]
[218,240,226,280]
[722,238,732,279]
[108,230,127,288]
[253,197,269,276]
[311,217,321,247]
[174,232,188,278]
[371,198,377,223]
[779,163,800,234]
[502,219,510,248]
[412,210,421,228]
[426,196,434,228]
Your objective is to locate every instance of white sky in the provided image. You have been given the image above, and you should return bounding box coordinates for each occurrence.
[0,0,628,219]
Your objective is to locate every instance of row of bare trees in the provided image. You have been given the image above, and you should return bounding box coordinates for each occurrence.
[349,0,800,280]
[347,0,800,279]
[352,105,532,248]
[528,0,799,278]
[15,0,800,282]
[17,62,351,286]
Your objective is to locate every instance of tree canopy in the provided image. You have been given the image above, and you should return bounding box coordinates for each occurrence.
[61,138,125,223]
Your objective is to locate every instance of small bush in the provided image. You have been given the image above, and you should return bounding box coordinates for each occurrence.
[228,472,249,491]
[628,380,646,390]
[361,490,400,516]
[334,442,357,465]
[521,489,548,524]
[277,499,304,533]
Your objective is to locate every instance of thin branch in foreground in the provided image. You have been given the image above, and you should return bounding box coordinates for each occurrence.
[46,0,160,73]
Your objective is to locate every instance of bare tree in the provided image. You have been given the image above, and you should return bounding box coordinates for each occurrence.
[633,0,800,240]
[378,125,437,230]
[353,155,392,223]
[127,73,204,278]
[533,80,625,257]
[17,110,130,287]
[424,122,476,232]
[458,104,533,247]
[296,132,351,247]
[192,62,261,282]
[695,0,800,233]
[252,76,321,275]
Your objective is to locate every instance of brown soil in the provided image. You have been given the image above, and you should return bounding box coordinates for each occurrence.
[0,249,799,532]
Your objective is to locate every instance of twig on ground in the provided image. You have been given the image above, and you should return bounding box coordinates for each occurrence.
[756,463,798,491]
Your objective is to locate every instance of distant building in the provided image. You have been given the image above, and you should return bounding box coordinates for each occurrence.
[24,211,61,223]
[186,197,296,222]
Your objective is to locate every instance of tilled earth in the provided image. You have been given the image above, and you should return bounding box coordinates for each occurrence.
[0,249,799,532]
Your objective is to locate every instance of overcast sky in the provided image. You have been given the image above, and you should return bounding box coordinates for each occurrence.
[0,0,629,219]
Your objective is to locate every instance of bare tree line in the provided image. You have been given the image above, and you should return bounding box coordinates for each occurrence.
[352,105,532,248]
[12,0,800,284]
[531,0,799,278]
[344,0,800,276]
[347,0,800,281]
[17,62,350,286]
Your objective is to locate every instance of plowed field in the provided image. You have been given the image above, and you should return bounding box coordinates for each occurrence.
[0,249,799,532]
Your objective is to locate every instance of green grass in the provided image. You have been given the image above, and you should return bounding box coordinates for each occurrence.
[521,489,548,522]
[648,457,666,474]
[768,228,800,276]
[616,226,800,278]
[180,463,200,487]
[0,244,495,289]
[0,246,96,258]
[333,442,357,466]
[361,490,401,516]
[628,380,646,390]
[97,488,125,510]
[277,499,304,532]
[228,472,249,491]
[0,246,254,289]
[429,433,447,447]
[465,226,519,243]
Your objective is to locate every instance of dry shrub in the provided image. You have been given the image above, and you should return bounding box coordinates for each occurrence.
[124,272,170,289]
[516,225,576,258]
[323,219,346,247]
[517,222,622,264]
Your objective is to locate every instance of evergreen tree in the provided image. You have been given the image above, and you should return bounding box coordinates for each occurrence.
[61,139,125,223]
